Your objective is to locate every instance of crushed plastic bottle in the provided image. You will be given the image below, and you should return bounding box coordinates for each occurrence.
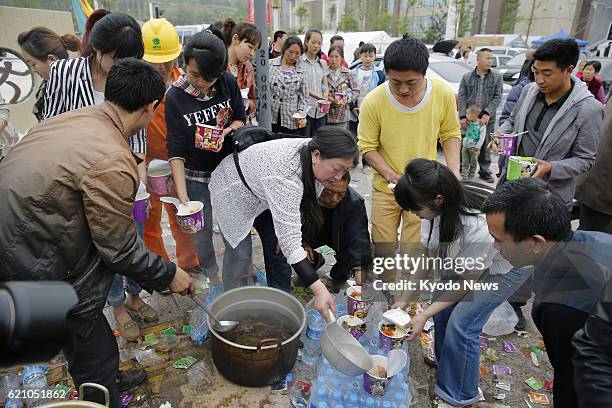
[302,311,325,365]
[287,374,308,408]
[190,286,223,345]
[187,360,214,390]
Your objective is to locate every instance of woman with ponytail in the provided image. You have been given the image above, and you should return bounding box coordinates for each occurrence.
[209,126,358,320]
[391,159,531,408]
[18,27,82,121]
[222,18,261,123]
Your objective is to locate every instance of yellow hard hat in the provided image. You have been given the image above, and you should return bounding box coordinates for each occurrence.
[142,18,181,63]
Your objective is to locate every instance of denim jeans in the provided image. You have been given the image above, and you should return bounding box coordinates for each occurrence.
[432,268,532,406]
[220,233,253,290]
[253,210,292,292]
[305,115,327,137]
[185,179,220,280]
[107,221,144,307]
[477,121,495,177]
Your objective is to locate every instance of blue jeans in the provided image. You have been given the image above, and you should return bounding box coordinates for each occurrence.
[432,268,531,406]
[220,233,253,290]
[107,222,144,307]
[185,179,220,280]
[305,116,327,138]
[253,210,292,292]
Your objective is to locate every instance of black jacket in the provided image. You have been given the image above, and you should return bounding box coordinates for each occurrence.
[325,186,372,270]
[573,279,612,407]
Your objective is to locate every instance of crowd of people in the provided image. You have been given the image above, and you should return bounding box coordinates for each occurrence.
[0,10,611,408]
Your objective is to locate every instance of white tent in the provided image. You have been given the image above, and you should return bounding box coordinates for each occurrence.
[298,31,395,63]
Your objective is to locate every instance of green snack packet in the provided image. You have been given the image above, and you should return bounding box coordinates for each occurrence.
[173,356,198,369]
[182,326,193,334]
[161,328,177,336]
[525,376,543,391]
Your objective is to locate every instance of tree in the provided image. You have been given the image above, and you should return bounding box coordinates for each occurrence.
[499,0,521,33]
[338,15,359,32]
[421,6,446,44]
[524,0,543,40]
[453,0,474,37]
[294,4,309,29]
[371,12,393,32]
[329,2,337,30]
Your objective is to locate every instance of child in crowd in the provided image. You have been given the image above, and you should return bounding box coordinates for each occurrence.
[349,43,385,167]
[326,45,359,129]
[461,105,487,181]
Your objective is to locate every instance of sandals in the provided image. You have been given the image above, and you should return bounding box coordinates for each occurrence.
[116,318,140,342]
[126,302,159,322]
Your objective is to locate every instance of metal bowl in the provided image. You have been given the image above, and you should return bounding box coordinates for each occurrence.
[321,321,373,376]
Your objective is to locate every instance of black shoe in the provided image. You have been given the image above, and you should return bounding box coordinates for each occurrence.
[480,174,495,183]
[116,367,147,392]
[513,306,526,331]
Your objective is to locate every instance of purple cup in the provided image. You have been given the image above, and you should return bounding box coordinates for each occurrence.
[378,321,407,353]
[363,355,391,396]
[347,286,372,318]
[336,315,367,341]
[499,134,518,156]
[176,201,204,234]
[132,192,150,221]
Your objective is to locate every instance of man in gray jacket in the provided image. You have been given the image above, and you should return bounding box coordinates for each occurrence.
[458,48,503,183]
[496,39,604,208]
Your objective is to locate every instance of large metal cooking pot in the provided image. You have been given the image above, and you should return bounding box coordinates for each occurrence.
[207,286,305,387]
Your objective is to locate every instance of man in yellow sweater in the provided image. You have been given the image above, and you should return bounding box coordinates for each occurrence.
[358,37,461,274]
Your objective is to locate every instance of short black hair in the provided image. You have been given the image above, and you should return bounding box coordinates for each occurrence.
[330,34,344,45]
[383,37,428,75]
[105,58,165,113]
[482,178,571,242]
[585,60,602,73]
[273,30,286,42]
[477,48,493,54]
[359,43,376,55]
[533,38,579,71]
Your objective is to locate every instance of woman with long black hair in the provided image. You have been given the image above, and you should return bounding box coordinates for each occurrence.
[166,28,245,295]
[392,159,530,408]
[209,127,358,319]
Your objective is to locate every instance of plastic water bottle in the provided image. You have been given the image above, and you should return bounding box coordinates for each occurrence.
[303,311,325,365]
[287,374,308,408]
[309,386,329,408]
[336,303,348,317]
[255,269,267,286]
[330,390,343,405]
[381,400,393,408]
[364,396,377,407]
[22,366,48,407]
[347,393,360,407]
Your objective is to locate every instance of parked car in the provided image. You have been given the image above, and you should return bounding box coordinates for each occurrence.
[496,53,527,83]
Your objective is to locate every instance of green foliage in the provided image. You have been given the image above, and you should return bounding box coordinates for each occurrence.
[338,15,359,32]
[499,0,521,33]
[420,6,446,44]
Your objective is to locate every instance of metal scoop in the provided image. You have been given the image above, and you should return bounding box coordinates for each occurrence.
[191,296,239,333]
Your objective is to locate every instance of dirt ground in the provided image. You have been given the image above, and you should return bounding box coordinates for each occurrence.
[3,157,557,408]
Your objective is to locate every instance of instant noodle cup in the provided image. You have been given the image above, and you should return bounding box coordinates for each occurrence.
[195,123,224,151]
[507,156,537,181]
[132,191,150,222]
[347,285,372,318]
[378,320,407,353]
[176,201,204,234]
[293,112,307,128]
[498,134,518,156]
[363,355,390,396]
[317,100,331,115]
[337,315,367,341]
[147,160,173,195]
[335,92,348,105]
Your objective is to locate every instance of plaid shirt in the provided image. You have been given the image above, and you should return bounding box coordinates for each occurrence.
[172,74,216,101]
[298,54,329,119]
[326,68,360,124]
[269,57,309,130]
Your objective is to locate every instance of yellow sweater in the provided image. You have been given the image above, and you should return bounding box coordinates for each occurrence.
[357,79,461,194]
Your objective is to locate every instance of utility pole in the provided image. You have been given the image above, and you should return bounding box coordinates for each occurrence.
[254,0,271,130]
[525,0,538,41]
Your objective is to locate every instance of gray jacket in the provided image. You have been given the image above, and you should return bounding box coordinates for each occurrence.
[458,69,503,119]
[499,78,604,206]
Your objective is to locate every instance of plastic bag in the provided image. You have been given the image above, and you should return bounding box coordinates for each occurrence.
[482,301,519,336]
[187,360,214,389]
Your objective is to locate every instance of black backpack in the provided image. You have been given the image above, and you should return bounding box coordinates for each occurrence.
[231,126,298,193]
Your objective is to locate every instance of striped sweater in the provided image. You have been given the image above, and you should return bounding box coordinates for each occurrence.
[43,57,146,154]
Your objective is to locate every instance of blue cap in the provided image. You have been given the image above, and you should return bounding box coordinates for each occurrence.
[286,373,293,382]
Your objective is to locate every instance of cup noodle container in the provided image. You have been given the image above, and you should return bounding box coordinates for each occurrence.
[378,320,407,353]
[317,100,331,115]
[147,160,173,196]
[347,285,372,319]
[335,92,348,105]
[363,355,391,397]
[176,201,204,234]
[195,123,224,151]
[499,134,518,156]
[132,191,150,222]
[506,156,537,181]
[293,112,307,128]
[336,315,367,341]
[241,88,250,113]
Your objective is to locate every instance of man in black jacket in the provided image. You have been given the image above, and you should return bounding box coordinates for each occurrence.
[305,173,372,283]
[573,279,612,407]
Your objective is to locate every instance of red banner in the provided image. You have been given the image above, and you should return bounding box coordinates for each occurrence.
[247,0,270,24]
